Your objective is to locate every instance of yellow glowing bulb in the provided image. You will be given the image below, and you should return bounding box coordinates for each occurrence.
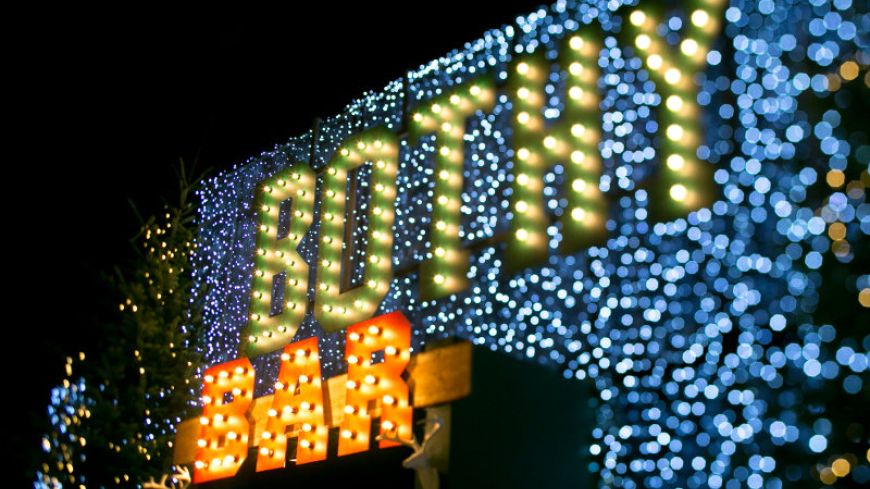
[840,61,859,81]
[691,9,709,27]
[439,146,451,156]
[670,184,688,202]
[517,62,530,75]
[517,173,529,185]
[571,124,586,137]
[681,39,699,56]
[197,438,207,448]
[432,103,441,113]
[449,94,461,105]
[666,95,683,112]
[470,85,481,96]
[516,228,528,241]
[517,147,530,160]
[831,458,850,477]
[572,179,587,192]
[635,34,651,50]
[568,86,583,100]
[647,54,663,70]
[517,111,530,124]
[434,274,445,284]
[544,136,557,149]
[382,420,395,431]
[569,36,584,50]
[630,10,647,26]
[571,208,586,222]
[665,68,682,85]
[412,113,423,122]
[666,124,684,141]
[435,247,445,256]
[300,439,312,449]
[517,87,530,99]
[516,200,529,213]
[569,62,583,76]
[383,394,396,405]
[666,154,686,170]
[341,429,354,439]
[571,150,586,164]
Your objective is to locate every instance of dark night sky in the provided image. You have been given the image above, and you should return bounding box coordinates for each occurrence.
[13,1,544,480]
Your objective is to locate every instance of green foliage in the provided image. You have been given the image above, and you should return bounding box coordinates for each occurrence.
[36,161,207,487]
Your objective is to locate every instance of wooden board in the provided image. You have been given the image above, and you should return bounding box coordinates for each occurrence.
[407,341,472,408]
[171,417,201,466]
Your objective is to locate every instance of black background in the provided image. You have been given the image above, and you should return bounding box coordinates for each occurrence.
[11,1,545,483]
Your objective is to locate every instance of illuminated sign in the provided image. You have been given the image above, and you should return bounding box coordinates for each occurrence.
[184,2,728,483]
[239,1,725,357]
[193,312,413,483]
[186,0,870,487]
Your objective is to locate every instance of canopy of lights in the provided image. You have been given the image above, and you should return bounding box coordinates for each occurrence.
[187,0,869,487]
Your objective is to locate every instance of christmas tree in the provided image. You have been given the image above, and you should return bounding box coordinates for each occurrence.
[36,163,205,488]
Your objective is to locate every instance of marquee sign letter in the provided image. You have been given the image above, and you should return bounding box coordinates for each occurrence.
[409,78,496,300]
[338,311,413,456]
[194,358,255,483]
[625,1,725,219]
[506,31,606,272]
[314,127,399,332]
[256,337,329,471]
[242,164,316,356]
